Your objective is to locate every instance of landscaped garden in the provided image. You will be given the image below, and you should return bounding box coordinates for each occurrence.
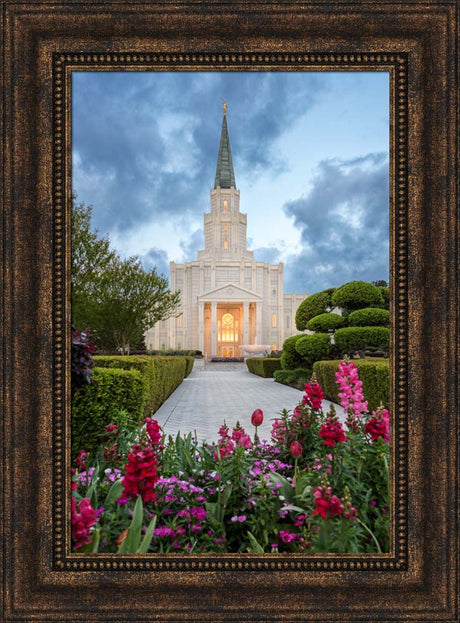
[72,339,390,554]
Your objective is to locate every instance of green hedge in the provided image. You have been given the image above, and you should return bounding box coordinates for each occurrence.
[280,335,306,370]
[295,333,333,366]
[184,356,195,378]
[313,358,389,412]
[334,326,390,354]
[348,307,389,327]
[306,312,347,333]
[246,357,283,378]
[72,367,144,458]
[274,367,312,389]
[94,355,187,415]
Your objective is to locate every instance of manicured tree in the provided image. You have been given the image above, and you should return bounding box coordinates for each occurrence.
[334,326,390,355]
[280,335,306,370]
[348,308,390,327]
[295,333,333,366]
[306,312,347,333]
[331,281,384,315]
[378,286,390,310]
[295,288,336,330]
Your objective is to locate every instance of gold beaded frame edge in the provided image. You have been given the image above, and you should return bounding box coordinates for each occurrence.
[53,52,406,573]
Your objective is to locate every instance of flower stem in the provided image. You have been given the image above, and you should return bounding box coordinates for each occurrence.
[356,517,382,553]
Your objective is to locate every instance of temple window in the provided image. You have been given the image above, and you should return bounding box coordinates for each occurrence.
[223,200,228,212]
[272,313,277,328]
[177,314,183,327]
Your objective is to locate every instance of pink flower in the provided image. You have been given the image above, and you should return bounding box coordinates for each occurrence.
[145,418,164,448]
[119,443,159,504]
[71,497,99,549]
[251,409,264,427]
[75,449,88,471]
[335,360,368,418]
[101,424,118,442]
[290,440,303,458]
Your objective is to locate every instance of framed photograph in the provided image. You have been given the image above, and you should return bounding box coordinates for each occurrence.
[1,1,458,621]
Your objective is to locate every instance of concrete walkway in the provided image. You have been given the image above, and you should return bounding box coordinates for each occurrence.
[154,360,347,443]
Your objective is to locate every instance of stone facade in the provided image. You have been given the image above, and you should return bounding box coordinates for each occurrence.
[145,108,307,356]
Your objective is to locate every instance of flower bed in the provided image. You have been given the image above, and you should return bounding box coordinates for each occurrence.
[72,360,390,554]
[209,356,244,363]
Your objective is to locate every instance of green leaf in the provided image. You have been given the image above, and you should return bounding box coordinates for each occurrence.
[104,479,124,507]
[280,504,306,514]
[267,472,294,503]
[246,531,265,553]
[126,496,144,553]
[137,515,157,553]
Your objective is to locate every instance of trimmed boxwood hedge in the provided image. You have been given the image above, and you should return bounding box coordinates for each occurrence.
[274,367,312,389]
[246,357,283,378]
[72,366,144,458]
[313,358,389,412]
[94,355,187,415]
[183,356,195,378]
[348,308,390,327]
[280,334,306,370]
[295,333,332,366]
[334,326,390,354]
[306,312,347,333]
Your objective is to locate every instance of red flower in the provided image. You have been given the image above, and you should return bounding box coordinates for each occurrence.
[251,408,264,427]
[364,407,390,443]
[319,417,348,447]
[75,449,88,470]
[102,424,119,442]
[119,444,159,504]
[145,418,163,448]
[312,486,344,519]
[71,497,99,548]
[290,440,303,458]
[303,381,324,410]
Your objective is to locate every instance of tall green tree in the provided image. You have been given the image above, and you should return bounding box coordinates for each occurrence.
[71,199,180,352]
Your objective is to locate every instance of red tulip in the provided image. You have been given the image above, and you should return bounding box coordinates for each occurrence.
[290,440,303,458]
[251,409,264,427]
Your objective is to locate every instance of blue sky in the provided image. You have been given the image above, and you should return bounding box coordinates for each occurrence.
[72,71,389,294]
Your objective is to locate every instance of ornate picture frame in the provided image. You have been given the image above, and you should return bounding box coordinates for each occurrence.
[1,1,458,620]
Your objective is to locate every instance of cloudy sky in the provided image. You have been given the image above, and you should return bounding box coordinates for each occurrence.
[72,71,389,294]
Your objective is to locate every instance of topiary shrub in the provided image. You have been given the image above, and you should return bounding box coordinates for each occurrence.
[313,358,389,412]
[72,367,144,459]
[246,357,283,378]
[295,333,333,366]
[306,312,347,333]
[280,335,306,370]
[334,326,390,355]
[274,367,312,389]
[94,355,187,415]
[331,281,384,313]
[295,288,336,330]
[378,286,390,310]
[184,356,195,378]
[348,308,390,327]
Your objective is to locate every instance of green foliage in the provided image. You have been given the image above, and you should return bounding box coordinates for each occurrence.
[148,349,198,357]
[274,367,312,389]
[378,286,390,310]
[94,355,187,415]
[72,367,144,458]
[72,198,180,353]
[295,288,336,330]
[295,333,333,366]
[183,356,195,378]
[246,357,283,378]
[306,312,347,333]
[313,358,390,411]
[334,326,390,354]
[331,281,384,313]
[348,308,390,327]
[280,334,306,370]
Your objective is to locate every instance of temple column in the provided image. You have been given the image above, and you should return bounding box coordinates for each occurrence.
[255,302,262,345]
[243,302,249,345]
[198,301,204,353]
[211,302,217,356]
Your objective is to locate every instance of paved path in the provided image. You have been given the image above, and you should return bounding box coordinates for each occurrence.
[154,360,346,443]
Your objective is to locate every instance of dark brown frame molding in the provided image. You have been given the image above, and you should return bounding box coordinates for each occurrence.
[1,1,458,621]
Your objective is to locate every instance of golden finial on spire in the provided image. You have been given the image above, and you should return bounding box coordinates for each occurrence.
[220,97,227,116]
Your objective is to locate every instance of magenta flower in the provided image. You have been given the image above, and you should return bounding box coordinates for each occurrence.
[335,360,369,420]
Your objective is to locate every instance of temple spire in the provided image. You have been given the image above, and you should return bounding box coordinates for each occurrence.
[214,103,236,189]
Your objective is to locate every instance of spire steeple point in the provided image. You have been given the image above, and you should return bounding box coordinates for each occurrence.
[214,105,236,189]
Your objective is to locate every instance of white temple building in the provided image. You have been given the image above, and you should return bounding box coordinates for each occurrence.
[145,105,307,357]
